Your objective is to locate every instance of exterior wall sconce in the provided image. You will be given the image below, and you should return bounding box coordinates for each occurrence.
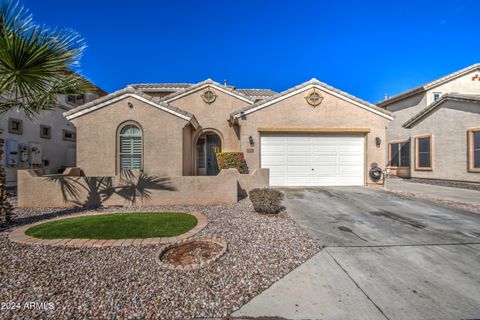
[375,137,381,147]
[249,136,254,147]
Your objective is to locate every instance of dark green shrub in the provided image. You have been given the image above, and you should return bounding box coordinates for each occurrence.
[248,188,284,214]
[216,152,247,173]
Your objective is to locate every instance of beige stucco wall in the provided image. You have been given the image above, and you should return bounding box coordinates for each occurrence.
[237,168,270,197]
[424,69,480,105]
[18,169,241,207]
[237,89,391,185]
[385,93,427,142]
[168,87,250,175]
[71,96,189,177]
[384,70,480,182]
[169,87,248,151]
[0,92,101,187]
[405,100,480,182]
[0,107,76,186]
[386,69,480,143]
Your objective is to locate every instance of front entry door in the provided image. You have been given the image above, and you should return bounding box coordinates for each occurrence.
[206,135,221,176]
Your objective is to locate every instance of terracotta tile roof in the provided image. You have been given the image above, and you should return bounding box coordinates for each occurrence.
[403,93,480,128]
[378,63,480,107]
[160,79,254,103]
[63,86,195,121]
[131,81,276,101]
[231,78,393,119]
[130,83,193,90]
[236,89,277,98]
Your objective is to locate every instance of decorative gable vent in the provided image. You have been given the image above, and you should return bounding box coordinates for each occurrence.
[305,88,323,107]
[201,88,217,104]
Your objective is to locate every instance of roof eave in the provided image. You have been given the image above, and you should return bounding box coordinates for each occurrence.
[402,94,480,128]
[232,81,394,121]
[378,87,425,107]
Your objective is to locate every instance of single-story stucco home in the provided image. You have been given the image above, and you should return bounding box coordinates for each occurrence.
[378,63,480,182]
[62,78,393,187]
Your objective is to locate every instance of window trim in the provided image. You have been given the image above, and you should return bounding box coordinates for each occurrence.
[62,129,76,141]
[66,94,85,106]
[433,92,442,102]
[8,118,23,135]
[40,125,52,139]
[414,134,434,171]
[388,139,410,168]
[467,128,480,173]
[116,121,143,173]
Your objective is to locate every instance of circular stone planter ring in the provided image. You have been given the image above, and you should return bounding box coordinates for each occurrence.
[155,237,227,271]
[9,211,207,248]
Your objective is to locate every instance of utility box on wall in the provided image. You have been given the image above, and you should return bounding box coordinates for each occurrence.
[29,143,42,165]
[6,139,18,167]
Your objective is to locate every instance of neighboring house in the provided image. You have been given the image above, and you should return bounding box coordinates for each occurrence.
[64,79,393,187]
[0,86,107,187]
[378,63,480,182]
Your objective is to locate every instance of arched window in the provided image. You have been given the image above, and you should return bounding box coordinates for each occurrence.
[119,123,142,170]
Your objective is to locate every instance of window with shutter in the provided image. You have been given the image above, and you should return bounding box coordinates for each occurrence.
[119,124,142,170]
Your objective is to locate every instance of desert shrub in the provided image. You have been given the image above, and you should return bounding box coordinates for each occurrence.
[248,188,284,214]
[216,152,247,173]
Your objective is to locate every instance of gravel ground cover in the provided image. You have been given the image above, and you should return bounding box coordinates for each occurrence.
[0,199,320,319]
[390,190,480,214]
[403,177,480,191]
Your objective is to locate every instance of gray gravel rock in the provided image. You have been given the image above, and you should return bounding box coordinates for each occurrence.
[0,199,320,319]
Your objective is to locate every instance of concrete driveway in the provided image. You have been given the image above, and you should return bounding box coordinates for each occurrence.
[234,187,480,320]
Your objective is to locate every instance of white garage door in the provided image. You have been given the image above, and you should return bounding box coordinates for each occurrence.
[260,133,365,186]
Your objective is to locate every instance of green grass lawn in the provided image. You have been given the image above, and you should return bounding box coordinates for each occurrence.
[25,212,198,240]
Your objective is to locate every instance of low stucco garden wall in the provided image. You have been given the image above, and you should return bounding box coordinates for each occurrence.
[17,168,269,208]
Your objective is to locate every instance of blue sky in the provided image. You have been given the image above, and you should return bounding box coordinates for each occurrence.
[23,0,478,102]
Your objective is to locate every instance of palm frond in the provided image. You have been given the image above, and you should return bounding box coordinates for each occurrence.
[0,0,91,117]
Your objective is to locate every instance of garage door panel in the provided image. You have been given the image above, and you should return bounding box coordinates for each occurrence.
[287,156,311,164]
[261,133,365,186]
[287,145,311,153]
[311,155,337,163]
[287,167,312,176]
[338,177,364,185]
[287,176,312,186]
[262,155,285,166]
[261,144,286,153]
[311,176,338,186]
[339,155,363,163]
[340,168,364,175]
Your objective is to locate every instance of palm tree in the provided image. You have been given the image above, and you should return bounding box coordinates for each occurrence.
[0,0,92,225]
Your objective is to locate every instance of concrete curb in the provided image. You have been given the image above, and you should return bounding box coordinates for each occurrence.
[8,211,208,248]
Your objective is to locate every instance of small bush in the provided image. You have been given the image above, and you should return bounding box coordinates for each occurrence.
[249,188,284,214]
[216,152,247,173]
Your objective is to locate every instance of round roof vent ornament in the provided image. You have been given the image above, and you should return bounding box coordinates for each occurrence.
[201,89,217,104]
[305,89,323,107]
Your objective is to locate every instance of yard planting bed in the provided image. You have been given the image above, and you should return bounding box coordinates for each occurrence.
[0,199,320,319]
[25,212,198,239]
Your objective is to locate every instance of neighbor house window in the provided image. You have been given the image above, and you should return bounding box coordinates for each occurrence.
[40,125,51,139]
[468,128,480,173]
[415,134,433,170]
[433,92,441,102]
[66,94,85,106]
[119,123,142,171]
[63,129,76,141]
[8,118,23,135]
[389,140,410,167]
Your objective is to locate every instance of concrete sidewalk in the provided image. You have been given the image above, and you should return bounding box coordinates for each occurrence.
[385,178,480,206]
[234,245,480,320]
